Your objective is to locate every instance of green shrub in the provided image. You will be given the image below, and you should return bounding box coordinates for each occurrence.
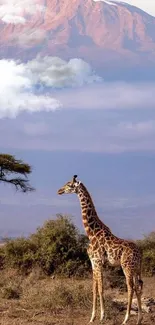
[32,215,90,275]
[4,237,37,273]
[2,216,155,279]
[0,247,5,269]
[137,232,155,276]
[2,215,90,277]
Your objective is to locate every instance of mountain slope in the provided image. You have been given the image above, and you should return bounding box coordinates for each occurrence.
[0,0,155,70]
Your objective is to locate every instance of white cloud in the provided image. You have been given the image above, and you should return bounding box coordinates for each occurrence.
[2,14,26,24]
[0,0,44,24]
[27,56,102,88]
[99,1,117,6]
[0,59,61,118]
[14,29,46,47]
[0,99,155,153]
[0,56,102,118]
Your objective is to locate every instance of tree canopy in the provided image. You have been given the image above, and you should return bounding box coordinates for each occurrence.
[0,154,34,192]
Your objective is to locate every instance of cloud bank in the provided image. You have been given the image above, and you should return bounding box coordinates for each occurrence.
[1,107,155,153]
[58,82,155,110]
[0,59,61,118]
[27,56,102,88]
[0,56,102,118]
[2,14,26,24]
[0,0,43,24]
[13,29,46,47]
[1,55,154,119]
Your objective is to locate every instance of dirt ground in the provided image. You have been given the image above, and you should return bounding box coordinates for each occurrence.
[0,270,154,325]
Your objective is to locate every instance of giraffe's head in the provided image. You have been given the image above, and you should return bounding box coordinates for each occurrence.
[57,175,81,195]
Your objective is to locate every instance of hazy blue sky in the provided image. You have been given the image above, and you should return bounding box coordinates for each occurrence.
[97,1,155,16]
[0,0,155,240]
[120,1,155,16]
[0,91,155,239]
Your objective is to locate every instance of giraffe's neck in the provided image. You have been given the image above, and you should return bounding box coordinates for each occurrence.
[77,183,104,239]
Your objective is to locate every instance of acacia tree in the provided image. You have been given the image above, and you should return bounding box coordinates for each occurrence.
[0,154,34,192]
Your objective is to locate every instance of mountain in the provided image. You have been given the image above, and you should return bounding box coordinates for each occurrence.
[0,0,155,76]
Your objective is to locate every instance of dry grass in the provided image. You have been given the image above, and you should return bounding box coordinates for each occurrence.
[0,269,154,325]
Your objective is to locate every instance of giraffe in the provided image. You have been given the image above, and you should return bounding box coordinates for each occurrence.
[57,175,143,324]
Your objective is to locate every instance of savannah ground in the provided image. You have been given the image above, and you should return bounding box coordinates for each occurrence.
[0,218,154,325]
[0,269,154,325]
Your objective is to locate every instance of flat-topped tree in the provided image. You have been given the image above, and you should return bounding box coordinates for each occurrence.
[0,154,34,192]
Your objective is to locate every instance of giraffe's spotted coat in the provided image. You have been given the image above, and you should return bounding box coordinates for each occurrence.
[57,175,143,324]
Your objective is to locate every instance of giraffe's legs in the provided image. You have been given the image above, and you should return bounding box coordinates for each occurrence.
[134,276,143,325]
[97,268,105,322]
[122,271,134,324]
[89,258,105,323]
[88,247,98,323]
[90,272,97,322]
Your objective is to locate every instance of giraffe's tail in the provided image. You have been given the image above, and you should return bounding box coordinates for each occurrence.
[133,275,143,294]
[138,255,143,293]
[136,269,143,294]
[138,277,143,293]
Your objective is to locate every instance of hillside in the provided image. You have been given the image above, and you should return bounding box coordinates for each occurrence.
[0,0,155,72]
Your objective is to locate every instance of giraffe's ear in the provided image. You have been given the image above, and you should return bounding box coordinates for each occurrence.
[74,180,81,187]
[75,179,81,187]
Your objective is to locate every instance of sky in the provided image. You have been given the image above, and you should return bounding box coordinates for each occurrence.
[0,0,155,239]
[122,1,155,16]
[102,1,155,16]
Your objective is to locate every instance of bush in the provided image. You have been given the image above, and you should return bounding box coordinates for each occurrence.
[137,232,155,276]
[31,215,90,275]
[0,247,5,270]
[2,216,155,279]
[4,237,37,273]
[2,215,90,277]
